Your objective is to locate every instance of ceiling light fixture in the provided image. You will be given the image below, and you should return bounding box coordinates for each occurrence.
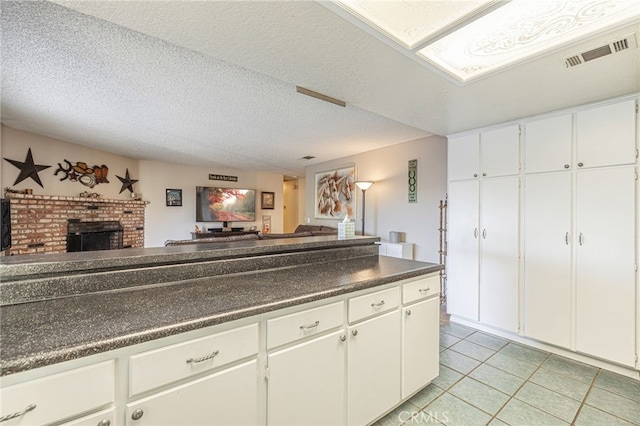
[330,0,640,83]
[296,86,346,107]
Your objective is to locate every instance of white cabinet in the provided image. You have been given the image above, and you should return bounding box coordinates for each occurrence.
[447,176,519,332]
[525,114,573,173]
[126,360,258,426]
[446,180,480,321]
[448,133,480,180]
[268,330,346,426]
[448,125,520,181]
[576,166,636,366]
[378,241,413,259]
[130,323,259,396]
[347,310,401,426]
[576,99,637,169]
[479,177,520,333]
[402,296,439,399]
[481,125,520,177]
[523,172,572,348]
[0,361,114,426]
[266,302,346,426]
[60,407,115,426]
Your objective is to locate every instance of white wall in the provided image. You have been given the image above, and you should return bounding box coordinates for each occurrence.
[1,125,138,199]
[134,161,284,247]
[305,135,447,262]
[2,126,285,248]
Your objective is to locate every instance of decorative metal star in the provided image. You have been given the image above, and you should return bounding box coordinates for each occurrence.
[116,168,139,193]
[3,148,51,188]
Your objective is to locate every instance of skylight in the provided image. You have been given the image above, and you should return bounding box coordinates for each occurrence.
[332,0,640,83]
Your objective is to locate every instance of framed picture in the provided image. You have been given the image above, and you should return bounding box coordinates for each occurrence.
[166,189,182,206]
[261,191,275,209]
[314,166,356,219]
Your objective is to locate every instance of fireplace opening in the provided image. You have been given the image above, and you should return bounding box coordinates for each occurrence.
[67,220,124,252]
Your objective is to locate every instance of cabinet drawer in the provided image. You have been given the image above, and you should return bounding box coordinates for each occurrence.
[130,323,258,396]
[267,301,344,349]
[403,275,440,304]
[0,360,114,426]
[348,287,400,323]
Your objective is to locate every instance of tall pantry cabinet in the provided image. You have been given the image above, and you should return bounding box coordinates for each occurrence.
[448,96,638,370]
[447,125,520,333]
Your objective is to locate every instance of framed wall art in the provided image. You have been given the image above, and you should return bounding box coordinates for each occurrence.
[314,166,355,219]
[261,191,275,209]
[166,189,182,206]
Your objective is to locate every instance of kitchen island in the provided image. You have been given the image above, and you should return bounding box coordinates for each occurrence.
[0,236,443,426]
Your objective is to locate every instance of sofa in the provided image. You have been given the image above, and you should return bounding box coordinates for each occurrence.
[164,225,337,247]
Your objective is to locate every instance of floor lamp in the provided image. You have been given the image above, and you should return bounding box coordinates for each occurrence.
[355,181,373,235]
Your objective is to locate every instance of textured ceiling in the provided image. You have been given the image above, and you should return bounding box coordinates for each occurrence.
[2,1,639,176]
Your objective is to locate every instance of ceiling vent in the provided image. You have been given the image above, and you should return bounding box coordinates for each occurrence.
[563,34,637,68]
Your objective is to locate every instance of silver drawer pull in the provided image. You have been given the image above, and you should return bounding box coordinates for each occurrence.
[418,287,431,293]
[371,300,385,308]
[186,350,219,364]
[98,419,111,426]
[300,320,320,330]
[0,404,36,423]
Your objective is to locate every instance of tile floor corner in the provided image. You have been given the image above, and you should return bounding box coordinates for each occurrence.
[375,305,640,426]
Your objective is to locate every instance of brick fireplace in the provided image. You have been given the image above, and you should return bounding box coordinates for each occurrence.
[5,194,147,255]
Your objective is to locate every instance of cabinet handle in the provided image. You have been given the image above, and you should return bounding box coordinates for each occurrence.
[565,232,569,245]
[352,329,358,336]
[482,229,487,239]
[564,164,570,169]
[186,350,219,364]
[340,334,346,342]
[579,233,584,246]
[406,309,412,316]
[473,173,478,178]
[482,173,487,177]
[0,404,36,423]
[300,320,320,330]
[131,409,144,421]
[474,228,478,238]
[371,300,385,308]
[418,287,431,293]
[578,162,584,167]
[97,420,111,426]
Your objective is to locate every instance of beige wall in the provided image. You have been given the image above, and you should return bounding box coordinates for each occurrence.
[304,135,447,262]
[1,125,139,199]
[1,126,285,248]
[139,160,284,247]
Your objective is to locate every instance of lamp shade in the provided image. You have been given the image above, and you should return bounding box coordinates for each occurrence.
[355,181,374,191]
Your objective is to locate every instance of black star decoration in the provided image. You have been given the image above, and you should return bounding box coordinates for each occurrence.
[3,148,51,188]
[116,168,139,193]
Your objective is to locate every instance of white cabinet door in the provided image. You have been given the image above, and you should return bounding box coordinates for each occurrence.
[576,99,637,169]
[268,330,346,426]
[480,177,520,333]
[448,133,480,180]
[446,180,480,320]
[126,360,258,426]
[576,167,636,366]
[402,297,439,399]
[525,114,573,173]
[348,310,401,426]
[523,173,572,348]
[481,125,520,178]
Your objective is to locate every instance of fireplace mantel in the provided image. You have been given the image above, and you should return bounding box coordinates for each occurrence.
[4,194,148,255]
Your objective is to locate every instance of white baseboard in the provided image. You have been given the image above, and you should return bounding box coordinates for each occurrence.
[449,316,640,380]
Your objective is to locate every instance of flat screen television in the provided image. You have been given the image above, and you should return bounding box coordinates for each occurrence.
[196,187,256,223]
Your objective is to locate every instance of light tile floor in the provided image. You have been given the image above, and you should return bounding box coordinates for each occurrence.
[376,314,640,426]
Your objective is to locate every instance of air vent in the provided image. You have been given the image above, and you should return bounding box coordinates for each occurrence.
[563,33,637,68]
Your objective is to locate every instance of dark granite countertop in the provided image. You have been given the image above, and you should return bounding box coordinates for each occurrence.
[0,254,442,376]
